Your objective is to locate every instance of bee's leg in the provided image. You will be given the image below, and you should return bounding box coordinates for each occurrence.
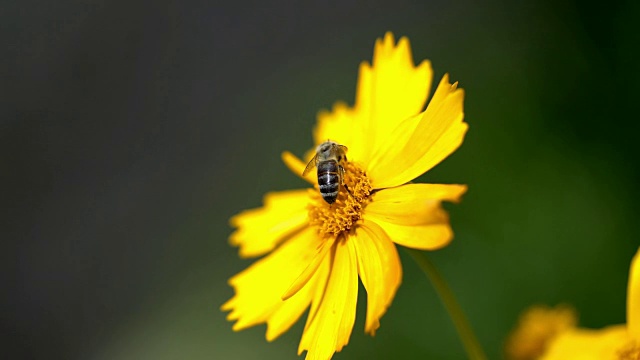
[343,184,353,196]
[339,165,353,196]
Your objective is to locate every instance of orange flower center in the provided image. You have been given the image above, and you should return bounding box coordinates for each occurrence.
[619,341,640,360]
[307,161,372,237]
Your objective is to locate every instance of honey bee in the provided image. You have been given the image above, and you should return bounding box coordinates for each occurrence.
[303,141,348,204]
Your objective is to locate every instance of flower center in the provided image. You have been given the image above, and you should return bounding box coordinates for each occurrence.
[619,341,640,360]
[307,161,372,237]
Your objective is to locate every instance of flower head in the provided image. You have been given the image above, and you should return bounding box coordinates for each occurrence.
[506,247,640,360]
[222,32,468,359]
[504,304,578,360]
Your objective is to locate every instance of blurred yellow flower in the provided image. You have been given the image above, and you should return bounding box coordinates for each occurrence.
[506,248,640,360]
[504,304,578,360]
[222,32,468,360]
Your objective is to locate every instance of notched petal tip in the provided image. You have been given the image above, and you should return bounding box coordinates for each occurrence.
[437,73,465,98]
[374,32,415,66]
[220,298,233,312]
[397,35,409,47]
[227,189,310,258]
[228,210,253,229]
[447,184,469,203]
[358,59,372,72]
[222,229,322,340]
[317,101,349,119]
[417,58,433,75]
[377,32,409,54]
[265,331,277,343]
[376,32,392,50]
[231,321,247,332]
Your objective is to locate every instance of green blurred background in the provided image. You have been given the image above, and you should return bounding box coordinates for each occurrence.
[3,0,639,359]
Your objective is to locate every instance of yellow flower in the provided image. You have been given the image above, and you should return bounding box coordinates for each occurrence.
[504,304,578,360]
[506,248,640,360]
[221,32,468,360]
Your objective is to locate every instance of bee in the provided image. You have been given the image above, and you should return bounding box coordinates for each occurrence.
[303,140,349,204]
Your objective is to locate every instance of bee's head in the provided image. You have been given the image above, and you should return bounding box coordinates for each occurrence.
[317,140,336,157]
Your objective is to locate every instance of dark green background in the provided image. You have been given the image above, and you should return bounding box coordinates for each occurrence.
[3,0,639,359]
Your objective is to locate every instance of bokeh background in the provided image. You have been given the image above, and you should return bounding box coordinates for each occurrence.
[3,0,639,359]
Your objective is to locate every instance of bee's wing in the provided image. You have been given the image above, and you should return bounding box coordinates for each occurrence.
[302,154,318,176]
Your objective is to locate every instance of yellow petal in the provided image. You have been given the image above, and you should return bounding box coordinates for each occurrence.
[540,326,628,360]
[313,102,366,164]
[365,183,467,226]
[221,227,318,340]
[267,249,331,342]
[352,220,402,335]
[504,304,578,360]
[229,189,309,258]
[356,32,433,167]
[367,74,467,189]
[282,236,336,301]
[312,32,432,168]
[362,183,465,250]
[365,214,453,250]
[298,238,359,359]
[627,247,640,338]
[282,151,316,184]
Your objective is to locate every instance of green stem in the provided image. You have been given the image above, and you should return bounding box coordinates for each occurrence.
[405,247,487,360]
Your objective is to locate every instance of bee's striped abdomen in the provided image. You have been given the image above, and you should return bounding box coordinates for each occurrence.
[317,160,340,204]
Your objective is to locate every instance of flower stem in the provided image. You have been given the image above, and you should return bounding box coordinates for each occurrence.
[405,248,487,360]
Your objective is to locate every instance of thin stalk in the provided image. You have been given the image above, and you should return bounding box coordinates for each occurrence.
[405,247,487,360]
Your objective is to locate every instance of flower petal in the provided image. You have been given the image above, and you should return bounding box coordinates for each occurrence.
[504,304,578,360]
[267,252,331,342]
[282,151,316,185]
[352,220,402,335]
[540,326,628,360]
[627,247,640,338]
[367,74,467,189]
[313,102,366,164]
[298,237,359,360]
[282,236,336,301]
[375,221,453,250]
[365,183,467,226]
[365,208,455,250]
[229,189,309,258]
[355,32,433,167]
[363,183,466,249]
[221,227,319,340]
[312,32,432,168]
